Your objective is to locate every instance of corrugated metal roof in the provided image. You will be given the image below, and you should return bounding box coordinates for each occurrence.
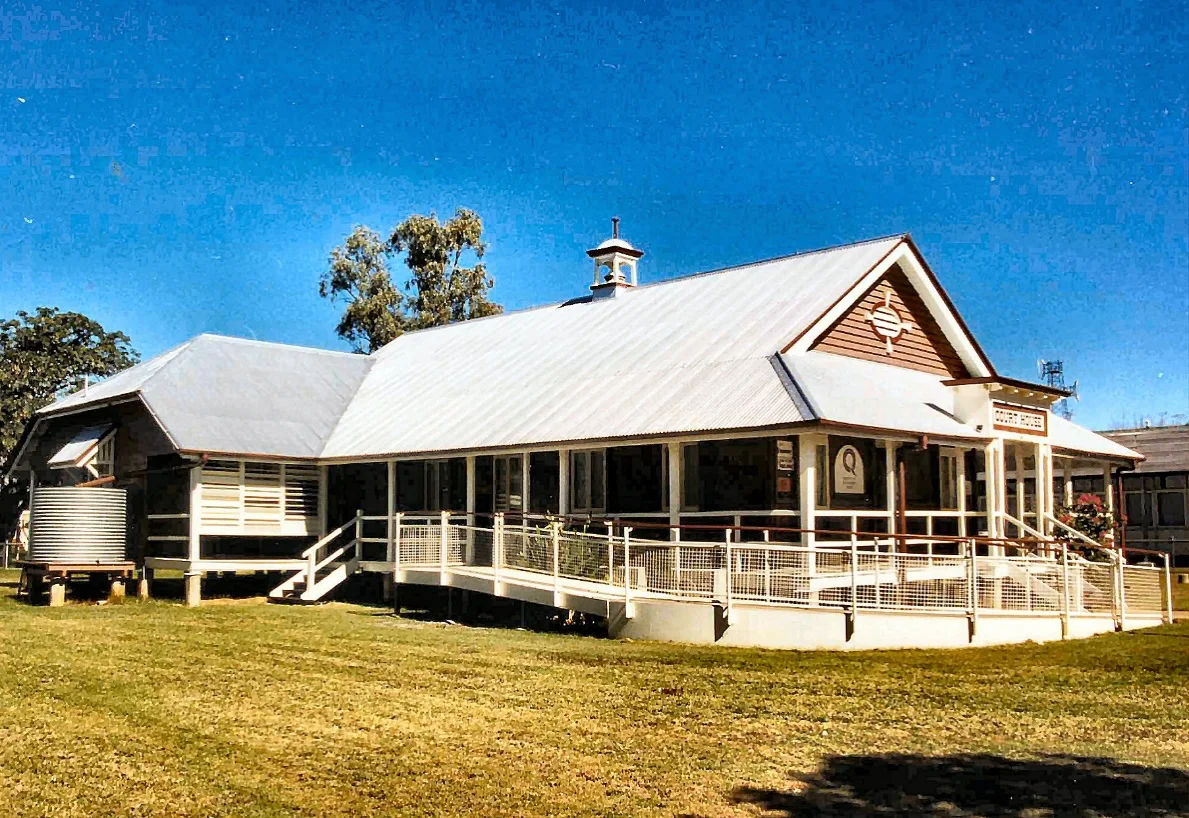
[40,335,373,459]
[320,236,904,457]
[781,351,983,440]
[1098,425,1187,471]
[28,233,1138,465]
[1049,416,1142,460]
[47,339,194,412]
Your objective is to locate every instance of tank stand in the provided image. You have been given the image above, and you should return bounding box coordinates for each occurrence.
[15,561,137,607]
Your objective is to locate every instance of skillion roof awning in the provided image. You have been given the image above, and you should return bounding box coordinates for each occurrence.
[47,425,114,469]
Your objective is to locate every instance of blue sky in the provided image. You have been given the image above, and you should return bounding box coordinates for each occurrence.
[2,0,1186,429]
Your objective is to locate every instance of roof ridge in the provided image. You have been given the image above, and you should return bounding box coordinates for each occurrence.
[632,233,908,291]
[374,233,908,354]
[193,332,365,359]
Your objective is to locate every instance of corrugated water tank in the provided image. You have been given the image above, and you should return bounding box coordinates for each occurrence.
[28,487,128,563]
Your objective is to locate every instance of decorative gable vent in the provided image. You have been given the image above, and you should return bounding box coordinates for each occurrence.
[812,264,969,378]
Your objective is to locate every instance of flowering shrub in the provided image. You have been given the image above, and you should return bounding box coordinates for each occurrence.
[1054,493,1115,558]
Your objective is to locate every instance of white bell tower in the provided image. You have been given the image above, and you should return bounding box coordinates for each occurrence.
[587,217,643,297]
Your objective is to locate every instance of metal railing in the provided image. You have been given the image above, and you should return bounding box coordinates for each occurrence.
[380,512,1171,625]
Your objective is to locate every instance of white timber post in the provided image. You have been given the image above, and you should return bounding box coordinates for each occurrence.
[184,463,204,607]
[1112,549,1122,632]
[1033,441,1045,539]
[354,509,363,560]
[465,455,477,564]
[558,448,570,523]
[667,442,682,541]
[884,439,898,539]
[1060,542,1071,639]
[956,447,968,538]
[1102,461,1117,554]
[188,464,202,564]
[723,527,733,615]
[623,526,632,609]
[1013,443,1025,533]
[606,521,615,584]
[393,512,403,580]
[1042,442,1053,543]
[799,435,819,603]
[850,533,859,626]
[968,537,979,638]
[493,512,503,592]
[983,440,998,539]
[995,439,1008,547]
[1164,553,1174,625]
[552,521,561,598]
[439,510,449,576]
[386,461,396,565]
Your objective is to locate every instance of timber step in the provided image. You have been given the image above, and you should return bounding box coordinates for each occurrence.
[267,593,327,606]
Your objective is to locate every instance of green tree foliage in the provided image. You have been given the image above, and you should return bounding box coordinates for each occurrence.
[320,208,501,353]
[319,226,406,354]
[0,308,139,539]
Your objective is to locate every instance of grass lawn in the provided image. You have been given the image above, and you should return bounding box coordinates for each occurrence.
[0,569,1186,818]
[1173,574,1189,612]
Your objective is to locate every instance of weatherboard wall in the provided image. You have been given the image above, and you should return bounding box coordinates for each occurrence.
[811,264,969,379]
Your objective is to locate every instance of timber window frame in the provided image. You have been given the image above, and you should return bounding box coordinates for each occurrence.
[570,449,607,514]
[493,454,524,512]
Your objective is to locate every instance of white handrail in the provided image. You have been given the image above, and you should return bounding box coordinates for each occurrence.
[1000,511,1047,541]
[301,515,358,560]
[310,539,358,575]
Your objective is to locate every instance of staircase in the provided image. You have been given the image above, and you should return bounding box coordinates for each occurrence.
[270,514,362,604]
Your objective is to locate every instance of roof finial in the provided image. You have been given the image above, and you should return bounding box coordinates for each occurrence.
[612,216,619,239]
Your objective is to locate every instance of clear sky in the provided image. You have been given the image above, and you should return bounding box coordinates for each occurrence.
[3,0,1186,430]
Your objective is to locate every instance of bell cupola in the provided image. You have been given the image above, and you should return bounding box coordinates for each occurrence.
[587,217,643,297]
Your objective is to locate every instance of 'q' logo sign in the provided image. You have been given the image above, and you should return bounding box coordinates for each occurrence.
[864,288,914,355]
[841,447,858,478]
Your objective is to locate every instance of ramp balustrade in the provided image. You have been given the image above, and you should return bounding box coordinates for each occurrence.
[362,512,1170,623]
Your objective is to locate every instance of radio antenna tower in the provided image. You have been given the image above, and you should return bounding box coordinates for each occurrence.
[1038,359,1078,420]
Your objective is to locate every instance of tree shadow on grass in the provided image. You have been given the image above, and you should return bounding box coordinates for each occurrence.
[730,753,1189,817]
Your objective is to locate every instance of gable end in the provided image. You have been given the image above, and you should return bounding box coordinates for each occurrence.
[810,263,971,378]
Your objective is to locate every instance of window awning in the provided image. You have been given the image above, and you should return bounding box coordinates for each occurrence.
[47,425,114,469]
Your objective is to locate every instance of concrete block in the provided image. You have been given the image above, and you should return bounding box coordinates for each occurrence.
[184,572,202,608]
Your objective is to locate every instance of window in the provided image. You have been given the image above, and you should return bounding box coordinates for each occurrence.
[1125,491,1148,527]
[1157,490,1186,527]
[426,459,450,511]
[682,444,699,511]
[92,435,115,478]
[570,449,606,513]
[494,455,523,511]
[939,449,959,510]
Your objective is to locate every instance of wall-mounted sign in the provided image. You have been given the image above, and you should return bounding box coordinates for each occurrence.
[992,401,1048,436]
[863,288,914,355]
[833,444,865,494]
[776,439,795,471]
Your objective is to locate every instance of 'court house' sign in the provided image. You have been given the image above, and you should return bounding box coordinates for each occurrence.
[992,401,1048,436]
